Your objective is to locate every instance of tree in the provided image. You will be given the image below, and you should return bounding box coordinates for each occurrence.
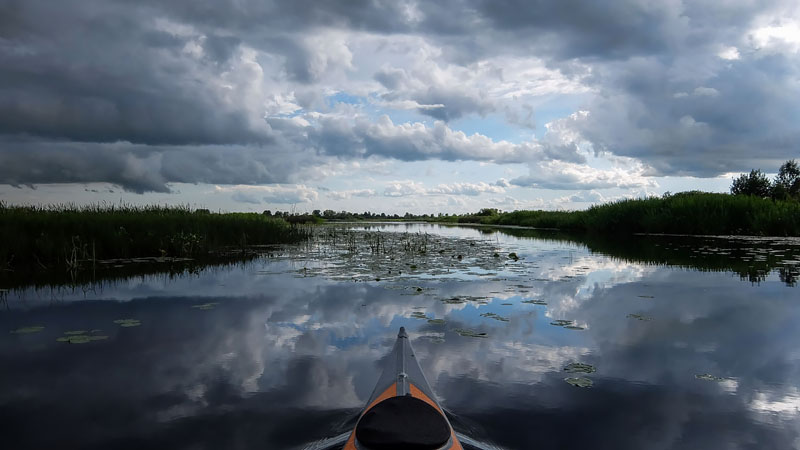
[773,159,800,199]
[731,169,771,197]
[262,210,272,216]
[312,209,321,217]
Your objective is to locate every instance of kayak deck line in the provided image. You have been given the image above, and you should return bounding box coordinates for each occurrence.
[343,327,463,450]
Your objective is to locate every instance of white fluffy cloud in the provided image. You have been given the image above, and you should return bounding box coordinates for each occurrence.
[383,180,506,197]
[511,160,658,191]
[2,0,800,212]
[217,184,319,204]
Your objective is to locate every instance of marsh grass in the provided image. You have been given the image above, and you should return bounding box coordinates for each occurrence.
[445,192,800,236]
[0,202,310,272]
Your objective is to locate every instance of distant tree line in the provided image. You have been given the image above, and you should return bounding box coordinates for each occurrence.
[731,159,800,200]
[261,209,452,223]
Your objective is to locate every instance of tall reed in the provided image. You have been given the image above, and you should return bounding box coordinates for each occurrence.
[0,203,310,270]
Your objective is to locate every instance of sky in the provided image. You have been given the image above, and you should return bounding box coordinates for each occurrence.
[1,0,799,214]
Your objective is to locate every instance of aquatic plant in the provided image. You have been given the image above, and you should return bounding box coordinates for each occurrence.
[10,326,44,334]
[0,203,311,274]
[437,192,800,236]
[564,362,596,374]
[192,302,218,310]
[695,373,727,382]
[453,328,488,338]
[564,377,593,388]
[550,319,575,327]
[113,319,141,327]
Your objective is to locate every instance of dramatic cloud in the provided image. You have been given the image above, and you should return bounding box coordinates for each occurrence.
[1,0,798,208]
[383,180,505,197]
[217,184,319,204]
[326,189,378,201]
[511,160,657,191]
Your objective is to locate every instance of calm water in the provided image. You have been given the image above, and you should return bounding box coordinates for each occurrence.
[2,224,799,450]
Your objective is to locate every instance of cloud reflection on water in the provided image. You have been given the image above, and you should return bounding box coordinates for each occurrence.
[1,225,799,449]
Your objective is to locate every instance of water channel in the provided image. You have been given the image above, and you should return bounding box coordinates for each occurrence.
[2,223,799,449]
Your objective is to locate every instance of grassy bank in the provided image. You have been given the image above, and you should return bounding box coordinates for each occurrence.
[439,192,800,236]
[0,203,310,271]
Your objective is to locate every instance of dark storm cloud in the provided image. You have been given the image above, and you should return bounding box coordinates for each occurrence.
[1,0,799,191]
[0,1,271,146]
[0,138,311,193]
[573,52,800,176]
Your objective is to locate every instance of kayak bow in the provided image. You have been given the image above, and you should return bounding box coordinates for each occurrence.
[344,327,463,450]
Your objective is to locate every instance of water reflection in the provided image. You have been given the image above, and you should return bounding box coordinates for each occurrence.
[1,224,799,449]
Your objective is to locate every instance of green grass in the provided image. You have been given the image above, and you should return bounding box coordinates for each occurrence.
[435,192,800,236]
[0,203,310,270]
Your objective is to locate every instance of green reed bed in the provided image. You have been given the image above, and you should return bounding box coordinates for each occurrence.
[0,203,310,271]
[443,192,800,236]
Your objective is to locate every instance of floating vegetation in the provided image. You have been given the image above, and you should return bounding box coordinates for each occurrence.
[410,311,429,320]
[521,299,547,305]
[10,326,44,334]
[637,295,655,299]
[480,312,509,322]
[627,313,654,321]
[266,227,515,288]
[192,302,218,310]
[550,319,575,327]
[453,328,488,338]
[56,334,108,344]
[56,329,107,344]
[564,377,593,388]
[564,362,596,374]
[427,318,445,325]
[439,295,490,305]
[113,319,141,327]
[564,325,585,330]
[419,332,445,343]
[501,302,513,306]
[695,373,726,382]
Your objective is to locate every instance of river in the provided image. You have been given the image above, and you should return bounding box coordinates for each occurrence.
[1,223,799,449]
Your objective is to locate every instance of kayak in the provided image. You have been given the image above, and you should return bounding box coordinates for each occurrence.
[343,327,463,450]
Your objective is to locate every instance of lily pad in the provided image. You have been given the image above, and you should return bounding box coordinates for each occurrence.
[64,330,88,335]
[10,326,45,334]
[113,319,141,327]
[192,302,218,310]
[627,313,654,321]
[427,318,445,325]
[564,377,593,388]
[453,328,488,338]
[521,299,547,305]
[56,334,108,344]
[564,325,585,330]
[480,312,509,322]
[695,373,726,382]
[550,319,575,327]
[410,311,429,320]
[564,362,596,374]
